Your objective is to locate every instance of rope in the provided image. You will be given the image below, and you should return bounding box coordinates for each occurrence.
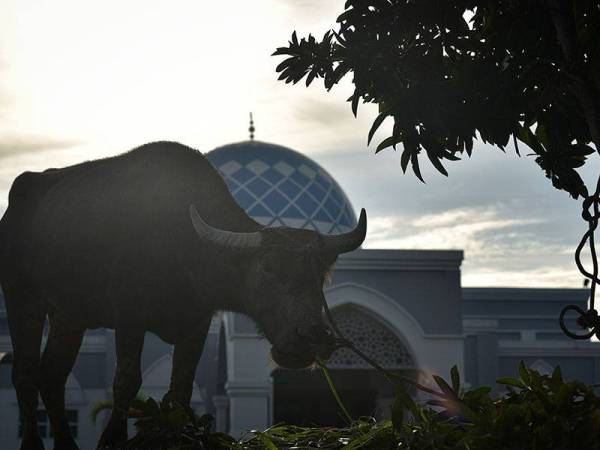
[560,174,600,339]
[320,295,446,398]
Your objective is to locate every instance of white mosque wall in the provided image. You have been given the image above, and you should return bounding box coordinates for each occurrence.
[221,312,273,439]
[0,379,106,450]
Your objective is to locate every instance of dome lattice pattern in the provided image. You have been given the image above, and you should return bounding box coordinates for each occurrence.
[207,141,356,234]
[327,306,414,368]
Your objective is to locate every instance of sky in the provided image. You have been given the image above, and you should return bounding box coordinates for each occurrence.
[0,0,598,288]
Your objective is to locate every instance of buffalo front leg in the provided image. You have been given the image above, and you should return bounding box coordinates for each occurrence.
[39,316,84,450]
[4,285,47,450]
[163,318,211,407]
[97,328,144,450]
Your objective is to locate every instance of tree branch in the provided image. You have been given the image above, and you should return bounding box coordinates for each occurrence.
[546,0,600,155]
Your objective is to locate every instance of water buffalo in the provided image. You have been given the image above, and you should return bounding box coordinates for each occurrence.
[0,141,367,450]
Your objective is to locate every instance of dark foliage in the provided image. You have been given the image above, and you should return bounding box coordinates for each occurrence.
[107,363,600,449]
[99,397,236,450]
[273,0,600,199]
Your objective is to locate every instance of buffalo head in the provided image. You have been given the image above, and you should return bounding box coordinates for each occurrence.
[189,205,367,369]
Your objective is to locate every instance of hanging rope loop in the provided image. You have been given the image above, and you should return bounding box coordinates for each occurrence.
[581,196,599,222]
[559,304,597,339]
[561,174,600,340]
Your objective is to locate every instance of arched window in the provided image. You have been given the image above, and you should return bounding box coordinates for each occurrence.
[327,305,414,369]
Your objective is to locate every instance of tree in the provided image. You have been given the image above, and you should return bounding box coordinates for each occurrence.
[273,0,600,199]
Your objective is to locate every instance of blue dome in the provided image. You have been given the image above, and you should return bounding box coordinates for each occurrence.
[206,140,357,234]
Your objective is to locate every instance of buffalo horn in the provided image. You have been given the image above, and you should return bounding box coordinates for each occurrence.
[189,205,262,249]
[322,208,367,254]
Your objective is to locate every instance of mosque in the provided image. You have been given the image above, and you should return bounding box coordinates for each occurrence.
[0,128,598,448]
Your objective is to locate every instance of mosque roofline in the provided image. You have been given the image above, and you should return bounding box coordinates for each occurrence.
[335,248,463,272]
[462,287,589,301]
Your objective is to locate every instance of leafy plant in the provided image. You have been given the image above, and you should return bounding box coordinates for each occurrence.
[90,392,148,425]
[99,362,600,449]
[114,397,235,450]
[390,362,600,450]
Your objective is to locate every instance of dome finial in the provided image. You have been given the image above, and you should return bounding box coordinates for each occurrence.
[248,112,255,140]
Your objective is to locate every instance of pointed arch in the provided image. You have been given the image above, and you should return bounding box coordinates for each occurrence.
[324,282,425,369]
[327,304,415,369]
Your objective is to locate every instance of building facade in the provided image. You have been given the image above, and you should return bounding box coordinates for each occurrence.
[0,140,597,448]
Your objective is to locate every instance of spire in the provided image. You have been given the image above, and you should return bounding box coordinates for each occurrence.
[248,112,255,140]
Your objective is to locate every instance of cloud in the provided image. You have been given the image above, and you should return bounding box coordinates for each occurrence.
[278,0,342,21]
[363,206,581,287]
[0,89,12,122]
[0,134,80,158]
[292,97,356,129]
[462,264,584,288]
[365,206,541,254]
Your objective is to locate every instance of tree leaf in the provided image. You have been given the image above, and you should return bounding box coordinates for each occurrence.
[351,91,360,117]
[427,152,449,176]
[400,148,411,172]
[411,152,425,182]
[368,112,389,145]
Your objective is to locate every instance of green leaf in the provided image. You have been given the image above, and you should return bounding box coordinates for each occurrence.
[411,152,424,182]
[327,61,351,89]
[465,137,473,156]
[168,405,188,432]
[391,392,404,432]
[466,386,492,399]
[497,376,526,389]
[516,124,545,155]
[451,365,461,394]
[346,423,391,449]
[348,91,360,117]
[400,148,411,172]
[456,401,480,423]
[368,112,389,145]
[552,365,563,383]
[570,143,595,156]
[518,360,531,386]
[254,431,279,450]
[535,123,551,148]
[433,375,455,397]
[394,385,419,418]
[427,152,449,176]
[376,135,401,153]
[146,397,160,416]
[318,359,354,424]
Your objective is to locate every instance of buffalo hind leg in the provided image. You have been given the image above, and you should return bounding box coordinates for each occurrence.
[97,327,144,450]
[163,318,211,407]
[4,286,46,450]
[39,316,84,450]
